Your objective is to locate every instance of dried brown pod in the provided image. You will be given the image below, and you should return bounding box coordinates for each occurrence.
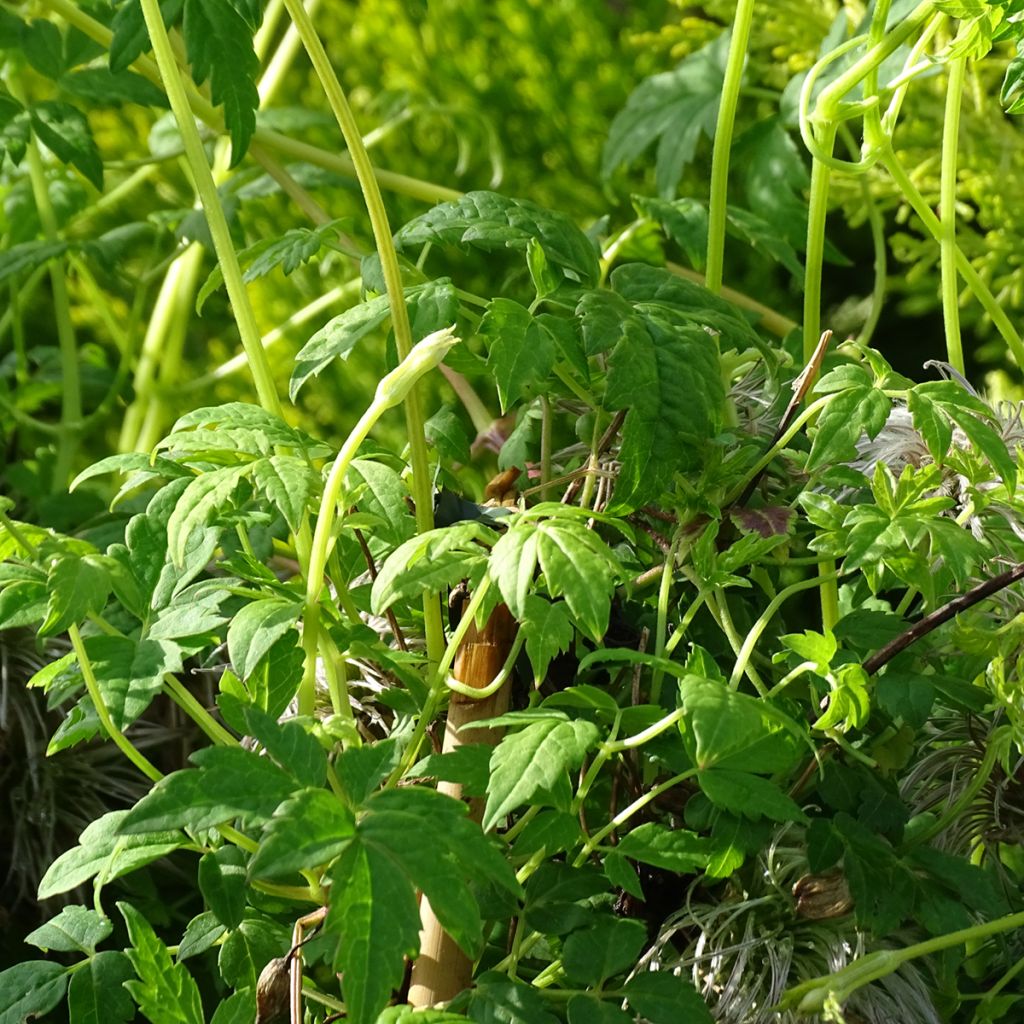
[792,868,854,921]
[255,956,291,1024]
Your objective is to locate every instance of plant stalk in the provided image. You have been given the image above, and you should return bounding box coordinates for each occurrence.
[940,55,967,375]
[705,0,755,294]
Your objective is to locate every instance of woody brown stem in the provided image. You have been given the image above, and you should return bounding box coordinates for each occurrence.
[407,601,519,1008]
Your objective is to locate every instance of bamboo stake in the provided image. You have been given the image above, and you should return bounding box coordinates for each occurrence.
[407,601,518,1007]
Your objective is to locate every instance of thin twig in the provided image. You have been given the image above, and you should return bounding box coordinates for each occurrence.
[353,526,408,651]
[864,562,1024,676]
[735,330,832,508]
[562,409,627,504]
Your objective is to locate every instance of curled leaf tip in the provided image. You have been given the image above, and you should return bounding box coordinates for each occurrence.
[375,325,461,407]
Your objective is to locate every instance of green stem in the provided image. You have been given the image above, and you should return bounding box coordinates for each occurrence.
[69,625,163,783]
[573,770,697,865]
[281,0,446,676]
[390,577,493,784]
[881,149,1024,367]
[23,118,81,490]
[783,910,1024,1013]
[120,244,205,452]
[163,674,237,746]
[186,281,360,391]
[301,329,458,714]
[138,0,283,417]
[940,55,967,375]
[813,1,935,125]
[714,589,767,695]
[803,122,837,362]
[539,395,553,501]
[649,533,680,705]
[705,0,755,294]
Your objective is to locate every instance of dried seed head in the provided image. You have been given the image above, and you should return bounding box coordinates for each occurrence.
[792,868,854,921]
[255,956,290,1024]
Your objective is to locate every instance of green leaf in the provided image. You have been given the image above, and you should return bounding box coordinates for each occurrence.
[67,951,135,1024]
[199,845,247,929]
[349,458,416,546]
[396,191,600,286]
[329,840,421,1024]
[490,518,620,641]
[197,219,348,311]
[30,100,103,188]
[37,811,184,899]
[335,739,403,806]
[86,635,182,729]
[366,786,520,897]
[0,579,47,629]
[218,915,288,989]
[0,962,68,1024]
[480,298,556,412]
[561,917,646,986]
[484,716,600,830]
[167,463,253,566]
[566,996,633,1024]
[60,68,168,108]
[227,597,301,680]
[603,851,643,899]
[780,630,836,672]
[371,522,494,614]
[424,405,472,463]
[182,0,259,164]
[907,387,953,461]
[210,990,256,1024]
[252,455,319,532]
[1003,39,1024,113]
[614,822,710,872]
[21,17,65,78]
[698,768,807,823]
[600,308,723,510]
[177,911,226,960]
[120,901,204,1024]
[119,747,299,833]
[876,671,935,728]
[241,704,327,787]
[520,596,575,682]
[0,93,30,166]
[25,906,112,954]
[623,972,713,1024]
[0,238,70,286]
[290,279,457,399]
[250,788,355,878]
[466,972,560,1024]
[110,0,184,72]
[677,675,804,774]
[807,385,891,471]
[603,32,728,197]
[40,554,111,636]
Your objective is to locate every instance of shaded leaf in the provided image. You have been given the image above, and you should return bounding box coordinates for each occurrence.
[182,0,259,163]
[396,191,599,285]
[30,100,103,188]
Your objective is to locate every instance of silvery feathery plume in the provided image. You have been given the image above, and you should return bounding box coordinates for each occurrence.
[633,826,942,1024]
[845,363,1024,547]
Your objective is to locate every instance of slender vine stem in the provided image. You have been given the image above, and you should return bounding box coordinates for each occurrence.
[802,123,837,362]
[69,625,163,783]
[940,55,967,375]
[20,107,81,490]
[705,0,755,294]
[138,0,283,418]
[281,0,446,676]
